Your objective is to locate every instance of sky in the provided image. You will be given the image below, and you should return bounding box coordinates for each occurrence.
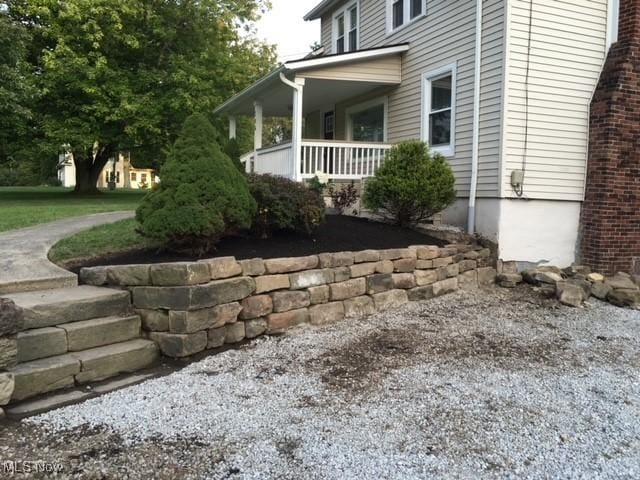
[253,0,322,62]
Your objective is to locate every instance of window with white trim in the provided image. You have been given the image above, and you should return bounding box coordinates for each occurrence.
[422,64,456,157]
[387,0,426,33]
[333,2,359,54]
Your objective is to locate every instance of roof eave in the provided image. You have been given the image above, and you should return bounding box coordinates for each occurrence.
[303,0,339,21]
[284,44,410,71]
[213,65,286,115]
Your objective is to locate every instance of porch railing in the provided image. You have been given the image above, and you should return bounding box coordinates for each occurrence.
[300,140,392,180]
[247,140,392,181]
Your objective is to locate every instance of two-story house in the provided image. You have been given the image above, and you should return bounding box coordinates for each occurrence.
[215,0,630,271]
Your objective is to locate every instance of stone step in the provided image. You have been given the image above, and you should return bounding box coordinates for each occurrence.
[5,286,131,330]
[16,315,142,362]
[59,315,141,352]
[9,339,158,402]
[72,339,158,384]
[6,373,155,418]
[9,354,80,402]
[17,327,67,363]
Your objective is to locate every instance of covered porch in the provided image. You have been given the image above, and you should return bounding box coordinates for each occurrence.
[215,44,409,181]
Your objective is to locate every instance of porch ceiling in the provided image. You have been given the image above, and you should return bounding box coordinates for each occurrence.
[214,44,408,118]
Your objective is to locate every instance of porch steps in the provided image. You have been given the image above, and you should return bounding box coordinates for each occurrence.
[5,286,159,403]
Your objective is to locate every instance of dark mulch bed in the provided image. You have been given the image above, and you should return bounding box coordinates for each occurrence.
[67,215,446,272]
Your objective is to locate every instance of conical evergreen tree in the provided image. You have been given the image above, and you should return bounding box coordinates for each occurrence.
[136,114,256,250]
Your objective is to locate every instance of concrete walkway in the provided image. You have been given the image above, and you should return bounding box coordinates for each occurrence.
[0,212,134,295]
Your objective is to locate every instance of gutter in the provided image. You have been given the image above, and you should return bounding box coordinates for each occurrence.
[467,0,484,235]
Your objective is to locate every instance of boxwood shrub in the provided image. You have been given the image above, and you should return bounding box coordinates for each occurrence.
[363,141,456,227]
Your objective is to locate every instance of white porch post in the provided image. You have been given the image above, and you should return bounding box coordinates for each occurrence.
[291,78,305,182]
[254,101,263,151]
[229,116,237,140]
[253,101,263,173]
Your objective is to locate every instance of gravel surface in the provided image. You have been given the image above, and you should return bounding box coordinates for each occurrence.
[1,286,639,479]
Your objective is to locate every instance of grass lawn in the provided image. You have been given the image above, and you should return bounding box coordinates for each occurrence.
[0,187,147,232]
[49,218,159,264]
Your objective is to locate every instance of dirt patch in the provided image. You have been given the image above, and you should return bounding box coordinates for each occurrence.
[62,215,446,271]
[315,327,423,392]
[314,317,572,396]
[0,421,230,479]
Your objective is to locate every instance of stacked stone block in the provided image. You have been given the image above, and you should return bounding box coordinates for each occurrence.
[0,299,22,416]
[81,247,497,359]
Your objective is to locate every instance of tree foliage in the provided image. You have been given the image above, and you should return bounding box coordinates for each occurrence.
[363,141,457,227]
[136,114,256,250]
[4,0,276,191]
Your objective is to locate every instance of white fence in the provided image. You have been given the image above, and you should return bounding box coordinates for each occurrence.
[246,140,392,181]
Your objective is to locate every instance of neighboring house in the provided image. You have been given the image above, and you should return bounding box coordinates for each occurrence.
[216,0,636,271]
[57,152,157,190]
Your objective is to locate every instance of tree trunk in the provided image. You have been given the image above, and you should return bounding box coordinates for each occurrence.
[73,144,113,194]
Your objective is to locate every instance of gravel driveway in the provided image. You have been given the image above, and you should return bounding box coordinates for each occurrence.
[1,286,639,479]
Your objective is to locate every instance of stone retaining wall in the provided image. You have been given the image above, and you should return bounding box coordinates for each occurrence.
[80,245,497,359]
[0,299,21,415]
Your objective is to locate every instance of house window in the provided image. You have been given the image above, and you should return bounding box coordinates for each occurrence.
[387,0,425,32]
[422,64,456,157]
[349,6,358,51]
[346,98,388,143]
[334,2,358,54]
[336,14,345,54]
[131,172,137,182]
[392,0,403,29]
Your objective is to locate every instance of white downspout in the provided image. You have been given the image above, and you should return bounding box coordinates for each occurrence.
[279,73,305,182]
[605,0,620,51]
[468,0,484,234]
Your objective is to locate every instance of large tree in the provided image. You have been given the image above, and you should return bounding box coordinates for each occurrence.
[6,0,275,192]
[0,9,33,163]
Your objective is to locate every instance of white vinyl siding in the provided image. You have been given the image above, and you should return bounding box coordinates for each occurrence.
[297,55,402,83]
[322,11,334,54]
[368,0,502,197]
[319,0,505,197]
[477,0,505,198]
[502,0,608,201]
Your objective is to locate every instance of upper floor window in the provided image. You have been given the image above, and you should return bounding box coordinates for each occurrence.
[334,2,358,54]
[388,0,426,33]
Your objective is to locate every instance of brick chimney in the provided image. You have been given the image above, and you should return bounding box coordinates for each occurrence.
[579,0,640,275]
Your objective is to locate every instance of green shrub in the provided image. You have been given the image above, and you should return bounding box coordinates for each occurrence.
[224,137,244,173]
[136,114,256,250]
[363,141,456,227]
[247,174,326,238]
[0,168,19,186]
